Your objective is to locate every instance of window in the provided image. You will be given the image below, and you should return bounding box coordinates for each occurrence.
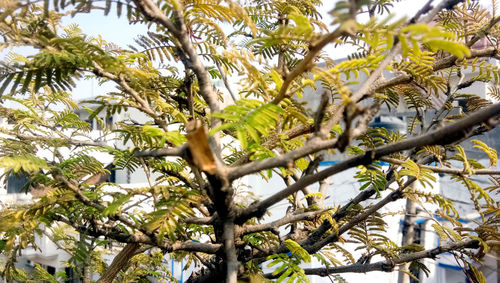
[105,164,116,183]
[84,118,92,127]
[106,116,113,130]
[65,267,78,283]
[46,265,55,275]
[413,222,423,245]
[35,264,56,276]
[458,99,468,113]
[86,116,113,131]
[6,173,29,194]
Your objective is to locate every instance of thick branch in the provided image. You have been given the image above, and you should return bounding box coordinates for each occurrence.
[223,219,238,283]
[55,214,221,254]
[237,209,330,236]
[236,102,500,223]
[184,216,215,225]
[97,243,140,283]
[265,239,481,278]
[228,136,338,180]
[134,144,187,157]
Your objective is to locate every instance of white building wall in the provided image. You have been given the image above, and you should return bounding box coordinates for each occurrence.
[244,149,497,283]
[247,163,443,283]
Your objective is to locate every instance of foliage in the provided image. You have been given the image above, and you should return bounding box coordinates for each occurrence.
[0,0,499,282]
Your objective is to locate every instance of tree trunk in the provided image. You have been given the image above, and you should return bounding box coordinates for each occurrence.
[398,198,417,283]
[80,234,93,283]
[82,265,91,283]
[97,243,140,283]
[223,220,238,283]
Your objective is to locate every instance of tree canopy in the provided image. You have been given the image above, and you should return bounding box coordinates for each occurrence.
[0,0,500,282]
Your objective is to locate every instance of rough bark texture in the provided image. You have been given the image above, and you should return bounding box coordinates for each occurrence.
[82,265,91,283]
[96,243,140,283]
[398,198,417,283]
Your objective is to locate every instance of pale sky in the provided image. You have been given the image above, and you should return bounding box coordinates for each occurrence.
[64,0,494,51]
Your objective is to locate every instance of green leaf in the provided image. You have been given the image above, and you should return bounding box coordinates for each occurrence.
[87,104,105,120]
[471,140,497,167]
[468,264,486,283]
[285,239,311,263]
[431,224,448,241]
[288,11,313,35]
[332,124,343,135]
[116,1,122,17]
[102,194,131,216]
[21,71,32,93]
[10,72,23,93]
[33,264,58,283]
[0,240,6,253]
[0,155,48,172]
[0,73,16,95]
[399,35,409,57]
[164,131,187,146]
[426,40,471,59]
[277,267,293,283]
[104,0,112,15]
[272,262,288,276]
[399,160,436,187]
[143,125,165,137]
[270,69,283,90]
[33,70,43,92]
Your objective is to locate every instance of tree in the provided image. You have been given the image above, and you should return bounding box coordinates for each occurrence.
[0,0,499,282]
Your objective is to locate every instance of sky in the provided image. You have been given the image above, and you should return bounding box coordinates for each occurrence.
[68,0,494,46]
[66,0,450,48]
[1,0,496,100]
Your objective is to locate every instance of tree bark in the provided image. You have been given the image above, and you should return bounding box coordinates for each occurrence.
[82,265,91,283]
[223,220,238,283]
[96,243,140,283]
[398,198,417,283]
